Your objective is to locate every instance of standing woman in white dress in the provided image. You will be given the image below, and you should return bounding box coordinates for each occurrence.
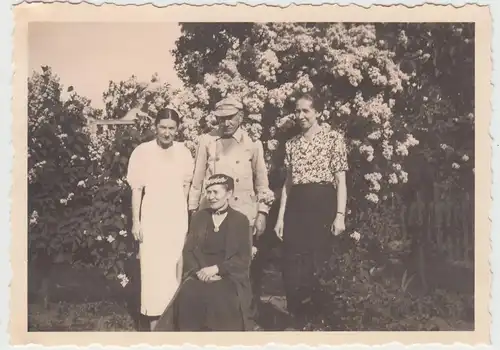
[126,108,194,331]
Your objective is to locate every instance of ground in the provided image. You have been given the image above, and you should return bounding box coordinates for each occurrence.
[28,260,294,332]
[28,256,474,332]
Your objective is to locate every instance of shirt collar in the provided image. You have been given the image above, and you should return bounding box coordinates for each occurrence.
[216,127,244,143]
[300,124,327,142]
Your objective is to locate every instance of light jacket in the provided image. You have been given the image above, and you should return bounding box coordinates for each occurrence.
[188,127,271,226]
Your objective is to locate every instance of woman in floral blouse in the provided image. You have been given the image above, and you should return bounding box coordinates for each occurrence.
[274,92,348,328]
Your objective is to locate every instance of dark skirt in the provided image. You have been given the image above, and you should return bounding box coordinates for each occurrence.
[176,277,243,331]
[282,183,337,319]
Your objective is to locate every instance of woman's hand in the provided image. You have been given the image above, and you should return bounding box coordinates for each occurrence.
[206,275,222,282]
[131,222,143,242]
[196,265,219,282]
[331,215,346,236]
[274,218,284,241]
[176,258,183,283]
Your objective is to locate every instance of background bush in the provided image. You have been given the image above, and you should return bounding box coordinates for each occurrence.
[27,23,475,330]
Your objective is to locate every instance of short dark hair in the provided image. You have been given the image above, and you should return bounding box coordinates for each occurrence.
[296,91,323,112]
[154,108,181,126]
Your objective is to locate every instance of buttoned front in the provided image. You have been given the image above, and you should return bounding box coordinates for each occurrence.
[189,128,271,225]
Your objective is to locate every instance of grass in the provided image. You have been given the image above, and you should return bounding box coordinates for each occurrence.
[28,252,474,332]
[29,301,135,332]
[28,259,293,332]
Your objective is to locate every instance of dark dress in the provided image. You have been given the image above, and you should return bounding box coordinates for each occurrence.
[176,215,244,331]
[282,127,348,323]
[283,183,336,320]
[153,207,253,332]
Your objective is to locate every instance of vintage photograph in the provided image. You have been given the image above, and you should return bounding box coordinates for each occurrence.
[11,2,492,347]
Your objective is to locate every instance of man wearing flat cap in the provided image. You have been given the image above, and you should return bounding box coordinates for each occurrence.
[188,96,273,330]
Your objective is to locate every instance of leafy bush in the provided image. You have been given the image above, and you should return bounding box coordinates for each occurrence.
[28,22,474,316]
[28,66,99,263]
[70,75,172,282]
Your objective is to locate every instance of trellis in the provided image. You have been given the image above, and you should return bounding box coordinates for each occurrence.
[86,108,150,136]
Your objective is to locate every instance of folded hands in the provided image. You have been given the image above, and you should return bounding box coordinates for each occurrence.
[196,265,221,282]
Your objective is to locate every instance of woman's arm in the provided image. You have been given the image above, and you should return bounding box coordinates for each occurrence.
[277,169,292,222]
[335,171,347,215]
[130,187,143,241]
[127,146,145,242]
[182,213,208,277]
[216,217,252,278]
[182,234,200,277]
[331,131,349,235]
[176,255,183,283]
[182,145,195,200]
[131,187,142,226]
[188,135,208,211]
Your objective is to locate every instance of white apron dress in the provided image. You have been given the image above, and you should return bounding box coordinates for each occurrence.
[127,140,194,316]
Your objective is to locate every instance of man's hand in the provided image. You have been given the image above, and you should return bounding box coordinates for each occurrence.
[196,265,219,282]
[254,212,267,237]
[252,246,258,259]
[188,208,197,224]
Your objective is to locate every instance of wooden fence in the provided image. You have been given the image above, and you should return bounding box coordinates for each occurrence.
[393,189,474,268]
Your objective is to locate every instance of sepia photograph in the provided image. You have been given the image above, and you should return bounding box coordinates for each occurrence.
[10,2,492,347]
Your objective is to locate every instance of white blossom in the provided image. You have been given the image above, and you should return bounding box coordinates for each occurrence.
[399,171,409,183]
[365,193,379,203]
[350,231,361,242]
[267,139,279,151]
[367,130,382,140]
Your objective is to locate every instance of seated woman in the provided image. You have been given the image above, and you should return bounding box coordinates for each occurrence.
[154,174,253,332]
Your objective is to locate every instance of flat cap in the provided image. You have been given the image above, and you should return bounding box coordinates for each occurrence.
[214,96,243,117]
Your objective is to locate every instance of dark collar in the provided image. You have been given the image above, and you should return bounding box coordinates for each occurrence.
[211,205,229,216]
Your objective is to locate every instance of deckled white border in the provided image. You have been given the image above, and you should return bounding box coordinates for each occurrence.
[2,0,498,349]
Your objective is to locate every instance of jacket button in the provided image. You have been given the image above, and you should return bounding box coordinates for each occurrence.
[235,178,239,183]
[215,157,220,162]
[234,197,239,201]
[236,160,240,164]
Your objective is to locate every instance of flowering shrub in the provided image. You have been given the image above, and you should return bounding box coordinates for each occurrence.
[28,69,172,283]
[172,23,474,330]
[71,76,172,281]
[28,67,99,263]
[71,121,151,281]
[173,23,424,239]
[28,23,474,308]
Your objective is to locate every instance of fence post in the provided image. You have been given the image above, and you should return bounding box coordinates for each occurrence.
[434,182,443,250]
[399,195,407,240]
[462,192,470,263]
[455,201,462,262]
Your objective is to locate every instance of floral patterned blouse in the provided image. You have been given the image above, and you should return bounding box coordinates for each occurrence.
[284,125,349,186]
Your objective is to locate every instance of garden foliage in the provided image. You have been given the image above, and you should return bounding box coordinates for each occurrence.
[28,23,474,329]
